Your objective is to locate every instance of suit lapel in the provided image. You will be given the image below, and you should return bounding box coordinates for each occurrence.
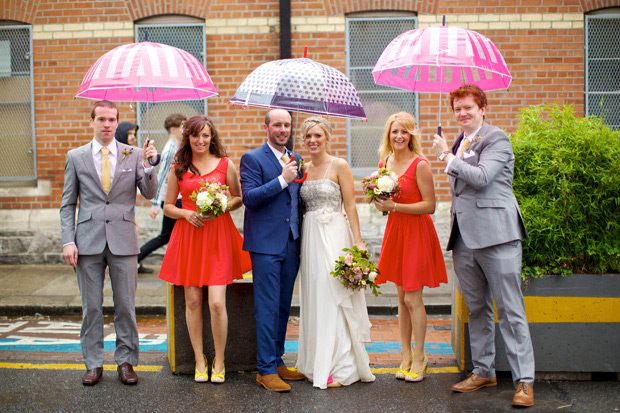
[79,143,104,192]
[111,142,131,193]
[451,132,465,155]
[262,142,283,173]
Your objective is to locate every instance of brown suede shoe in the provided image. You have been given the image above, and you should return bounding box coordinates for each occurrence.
[277,365,306,381]
[82,367,103,386]
[256,373,291,392]
[117,362,138,385]
[451,373,497,393]
[512,382,534,407]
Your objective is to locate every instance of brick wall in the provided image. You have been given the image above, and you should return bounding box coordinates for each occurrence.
[0,0,599,209]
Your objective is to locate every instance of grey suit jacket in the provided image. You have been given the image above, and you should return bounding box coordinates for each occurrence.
[60,141,158,256]
[446,122,527,251]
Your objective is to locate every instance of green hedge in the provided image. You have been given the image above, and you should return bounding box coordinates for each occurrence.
[510,104,620,278]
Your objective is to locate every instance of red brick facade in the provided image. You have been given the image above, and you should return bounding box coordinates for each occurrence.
[0,0,613,209]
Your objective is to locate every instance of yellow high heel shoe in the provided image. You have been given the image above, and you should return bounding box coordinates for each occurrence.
[195,354,208,383]
[405,353,428,382]
[395,359,412,380]
[211,358,225,384]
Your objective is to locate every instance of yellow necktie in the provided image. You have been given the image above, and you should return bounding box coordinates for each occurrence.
[101,147,111,194]
[281,153,290,163]
[457,139,471,159]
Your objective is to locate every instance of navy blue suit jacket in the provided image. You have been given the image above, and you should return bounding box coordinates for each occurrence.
[240,142,303,255]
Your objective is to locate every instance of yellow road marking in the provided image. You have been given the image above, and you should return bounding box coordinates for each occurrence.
[0,362,162,372]
[0,362,459,374]
[372,366,460,374]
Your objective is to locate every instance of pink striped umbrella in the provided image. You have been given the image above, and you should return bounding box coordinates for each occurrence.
[372,24,511,132]
[76,42,218,102]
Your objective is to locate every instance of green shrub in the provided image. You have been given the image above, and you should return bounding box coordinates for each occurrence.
[510,104,620,278]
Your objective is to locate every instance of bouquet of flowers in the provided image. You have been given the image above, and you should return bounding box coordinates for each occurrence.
[190,180,230,217]
[330,246,381,297]
[361,167,400,215]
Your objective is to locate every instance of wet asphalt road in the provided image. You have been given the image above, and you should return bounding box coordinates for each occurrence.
[1,365,619,412]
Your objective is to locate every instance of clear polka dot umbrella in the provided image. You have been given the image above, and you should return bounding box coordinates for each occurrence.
[229,57,367,121]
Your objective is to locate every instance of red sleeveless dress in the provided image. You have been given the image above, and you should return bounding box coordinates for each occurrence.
[376,157,447,291]
[159,157,252,287]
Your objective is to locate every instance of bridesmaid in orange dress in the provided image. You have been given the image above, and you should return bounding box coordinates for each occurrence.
[159,115,251,384]
[373,112,447,383]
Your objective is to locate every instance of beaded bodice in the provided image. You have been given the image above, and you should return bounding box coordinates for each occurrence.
[300,179,342,212]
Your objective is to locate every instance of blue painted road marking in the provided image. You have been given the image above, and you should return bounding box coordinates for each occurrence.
[1,338,451,355]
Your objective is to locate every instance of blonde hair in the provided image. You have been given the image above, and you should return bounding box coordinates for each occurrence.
[300,116,332,141]
[378,112,424,161]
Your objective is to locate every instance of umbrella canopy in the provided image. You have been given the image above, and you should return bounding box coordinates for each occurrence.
[372,25,511,93]
[229,57,366,120]
[76,41,218,102]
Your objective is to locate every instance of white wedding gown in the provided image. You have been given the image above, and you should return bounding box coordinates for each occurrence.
[295,166,375,389]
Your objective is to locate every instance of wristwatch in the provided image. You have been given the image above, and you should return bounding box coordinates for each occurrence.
[438,150,450,161]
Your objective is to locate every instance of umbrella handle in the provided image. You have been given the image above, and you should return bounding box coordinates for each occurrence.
[437,125,442,136]
[289,155,307,183]
[146,140,161,166]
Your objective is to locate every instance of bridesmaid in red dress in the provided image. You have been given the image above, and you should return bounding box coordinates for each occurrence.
[159,115,251,384]
[373,112,447,383]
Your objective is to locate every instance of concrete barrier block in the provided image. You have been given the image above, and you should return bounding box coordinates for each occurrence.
[166,279,256,374]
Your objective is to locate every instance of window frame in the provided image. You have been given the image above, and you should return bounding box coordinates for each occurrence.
[133,21,207,145]
[345,15,418,176]
[0,24,36,183]
[584,12,620,130]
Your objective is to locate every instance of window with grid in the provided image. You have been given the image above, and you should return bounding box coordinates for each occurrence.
[135,19,206,150]
[346,16,417,175]
[585,13,620,130]
[0,24,35,182]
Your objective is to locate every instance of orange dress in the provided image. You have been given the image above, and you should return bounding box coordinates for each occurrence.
[376,157,447,291]
[159,157,252,287]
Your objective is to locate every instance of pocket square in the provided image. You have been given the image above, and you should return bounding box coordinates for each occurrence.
[463,150,476,159]
[122,168,133,172]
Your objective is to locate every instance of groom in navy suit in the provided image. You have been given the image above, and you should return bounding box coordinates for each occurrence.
[240,109,306,392]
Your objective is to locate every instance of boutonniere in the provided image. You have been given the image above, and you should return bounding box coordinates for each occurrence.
[471,135,482,144]
[120,147,133,163]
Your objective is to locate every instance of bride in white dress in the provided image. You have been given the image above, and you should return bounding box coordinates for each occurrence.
[295,116,375,389]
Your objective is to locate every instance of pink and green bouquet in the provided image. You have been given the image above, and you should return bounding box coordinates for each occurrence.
[361,167,400,215]
[190,180,230,217]
[330,246,381,297]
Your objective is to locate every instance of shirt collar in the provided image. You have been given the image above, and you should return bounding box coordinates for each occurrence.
[92,138,118,156]
[464,126,482,142]
[267,142,287,159]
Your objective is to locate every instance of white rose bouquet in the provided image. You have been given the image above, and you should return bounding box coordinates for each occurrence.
[361,167,400,215]
[330,246,381,297]
[190,180,230,217]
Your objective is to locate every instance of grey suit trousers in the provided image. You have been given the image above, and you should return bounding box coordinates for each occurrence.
[76,245,139,369]
[453,229,535,386]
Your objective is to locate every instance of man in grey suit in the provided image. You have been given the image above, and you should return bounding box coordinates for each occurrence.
[432,85,535,407]
[60,100,158,386]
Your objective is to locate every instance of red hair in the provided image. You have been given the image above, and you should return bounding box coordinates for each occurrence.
[449,84,487,110]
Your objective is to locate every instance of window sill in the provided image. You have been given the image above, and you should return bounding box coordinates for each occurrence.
[0,180,51,197]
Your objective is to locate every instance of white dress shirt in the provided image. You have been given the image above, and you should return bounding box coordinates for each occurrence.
[267,142,290,189]
[445,125,482,171]
[92,138,118,184]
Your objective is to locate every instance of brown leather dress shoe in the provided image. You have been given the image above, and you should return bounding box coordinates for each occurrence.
[512,382,534,407]
[451,373,497,393]
[82,367,103,386]
[256,373,291,392]
[277,365,306,381]
[117,362,138,385]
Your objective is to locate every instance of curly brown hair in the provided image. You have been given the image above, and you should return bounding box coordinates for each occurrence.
[174,115,227,180]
